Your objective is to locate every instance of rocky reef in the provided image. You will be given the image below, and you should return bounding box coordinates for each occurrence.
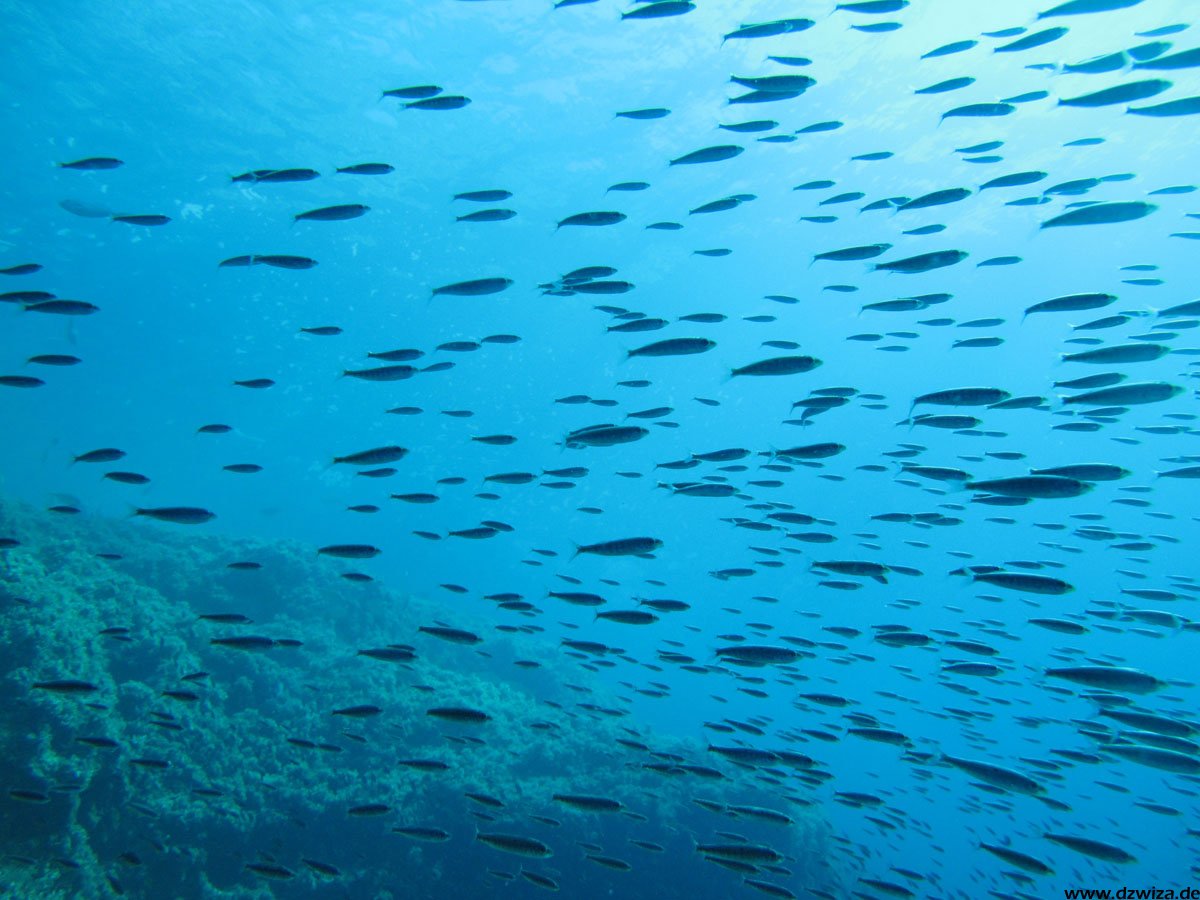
[0,497,834,898]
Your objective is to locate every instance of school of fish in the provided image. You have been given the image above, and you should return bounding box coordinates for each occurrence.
[4,0,1200,897]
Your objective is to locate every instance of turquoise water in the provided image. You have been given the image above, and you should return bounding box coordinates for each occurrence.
[2,0,1200,896]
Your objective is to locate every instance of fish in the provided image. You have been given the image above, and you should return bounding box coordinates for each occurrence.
[1042,201,1157,228]
[978,843,1053,877]
[574,537,662,557]
[814,243,891,262]
[333,446,408,466]
[392,826,451,841]
[996,27,1069,53]
[731,356,821,377]
[628,338,715,358]
[1133,47,1200,71]
[942,755,1043,794]
[563,425,648,448]
[457,208,516,223]
[723,18,812,41]
[874,250,968,273]
[302,859,341,877]
[357,646,416,663]
[1128,97,1200,117]
[922,40,977,58]
[697,843,782,863]
[347,803,391,816]
[913,387,1009,408]
[404,95,470,110]
[716,645,800,666]
[1031,464,1127,481]
[1045,666,1164,693]
[1038,0,1143,17]
[433,278,513,297]
[476,832,553,858]
[616,108,670,120]
[552,794,623,812]
[1063,382,1182,406]
[836,0,909,11]
[245,863,295,880]
[59,157,123,170]
[336,163,392,175]
[0,375,45,387]
[966,475,1091,499]
[1062,343,1167,364]
[915,78,974,95]
[1025,292,1115,316]
[521,870,559,890]
[23,299,99,315]
[897,188,971,210]
[33,680,99,694]
[418,626,481,645]
[231,168,320,183]
[111,214,170,226]
[557,211,626,228]
[973,572,1074,594]
[941,103,1014,120]
[427,706,491,724]
[454,189,512,202]
[133,507,215,525]
[317,544,381,559]
[1060,80,1173,108]
[383,85,441,99]
[670,145,743,165]
[1043,833,1136,863]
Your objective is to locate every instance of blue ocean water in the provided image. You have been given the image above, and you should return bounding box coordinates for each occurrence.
[2,0,1200,896]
